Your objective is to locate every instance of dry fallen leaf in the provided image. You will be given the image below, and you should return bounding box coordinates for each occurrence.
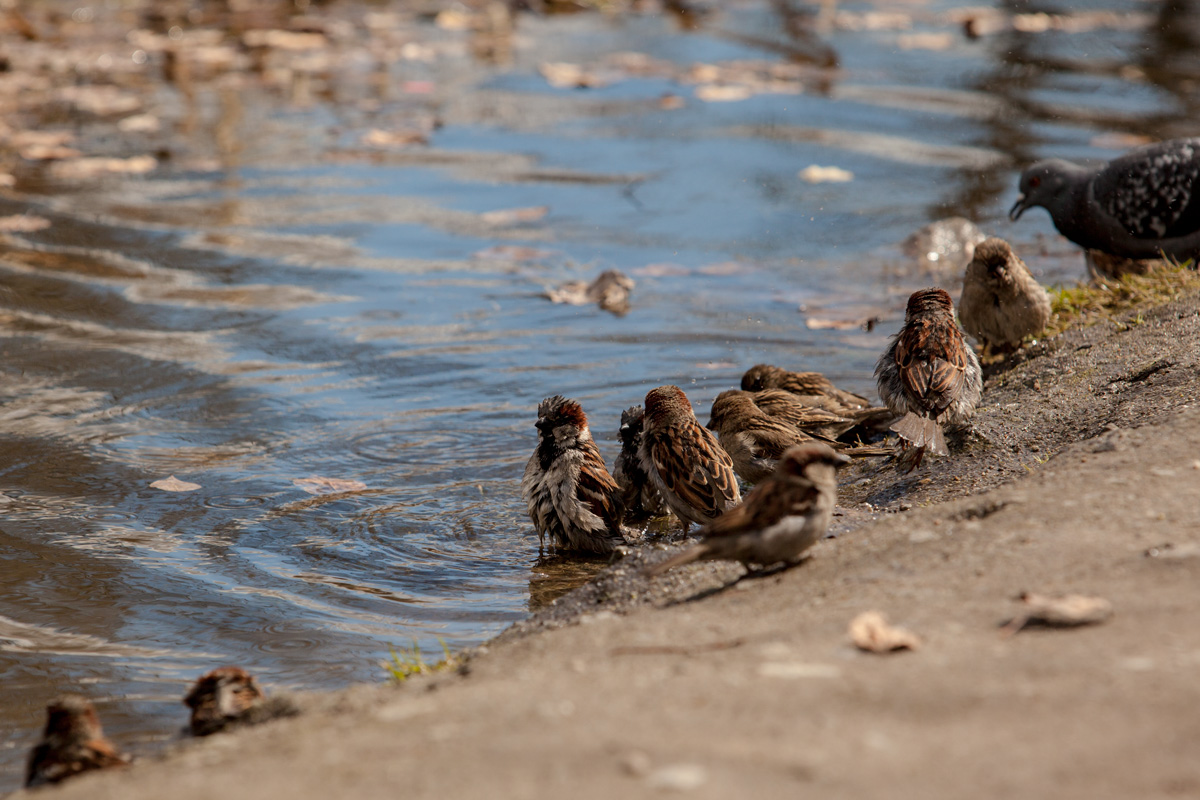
[0,215,51,233]
[49,155,157,180]
[293,477,367,495]
[850,611,921,653]
[150,475,201,492]
[694,84,753,103]
[799,165,854,184]
[1002,592,1114,635]
[480,206,549,226]
[363,128,429,148]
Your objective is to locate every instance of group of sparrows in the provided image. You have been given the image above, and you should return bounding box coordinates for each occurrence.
[522,235,1053,574]
[24,667,291,788]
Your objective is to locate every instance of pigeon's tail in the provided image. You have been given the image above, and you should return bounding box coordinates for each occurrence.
[642,543,709,578]
[891,412,948,456]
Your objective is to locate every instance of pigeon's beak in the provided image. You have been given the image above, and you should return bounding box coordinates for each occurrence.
[1009,195,1027,221]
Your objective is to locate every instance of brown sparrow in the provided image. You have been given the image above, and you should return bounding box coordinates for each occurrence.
[638,385,741,529]
[644,443,849,576]
[875,288,982,465]
[708,390,820,484]
[613,405,665,520]
[522,395,626,554]
[184,666,295,736]
[958,237,1052,352]
[741,363,872,411]
[26,695,131,788]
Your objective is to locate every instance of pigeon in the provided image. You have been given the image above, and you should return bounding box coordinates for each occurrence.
[1010,137,1200,260]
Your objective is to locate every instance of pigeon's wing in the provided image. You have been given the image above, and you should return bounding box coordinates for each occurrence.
[1095,139,1200,239]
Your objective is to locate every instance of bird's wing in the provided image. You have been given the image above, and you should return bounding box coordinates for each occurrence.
[648,423,740,517]
[576,442,622,529]
[700,476,818,539]
[1095,139,1200,239]
[896,328,968,418]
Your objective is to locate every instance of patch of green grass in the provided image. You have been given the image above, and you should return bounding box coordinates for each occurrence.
[382,639,457,683]
[1045,258,1200,338]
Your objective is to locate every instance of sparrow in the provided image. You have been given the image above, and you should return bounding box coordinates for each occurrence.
[26,695,131,788]
[741,363,872,411]
[958,237,1052,352]
[184,666,294,736]
[643,443,849,576]
[708,390,820,484]
[521,395,626,554]
[875,288,982,467]
[613,405,665,520]
[638,385,741,529]
[748,388,862,440]
[741,365,897,433]
[709,390,891,484]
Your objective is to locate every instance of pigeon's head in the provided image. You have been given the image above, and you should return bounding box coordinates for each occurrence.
[1010,159,1078,221]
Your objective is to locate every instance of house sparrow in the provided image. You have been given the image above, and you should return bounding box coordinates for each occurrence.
[613,405,665,520]
[958,237,1051,352]
[707,390,820,484]
[522,395,626,554]
[643,443,849,576]
[544,269,634,315]
[639,385,741,529]
[184,666,295,736]
[26,695,131,788]
[741,363,873,411]
[875,288,982,467]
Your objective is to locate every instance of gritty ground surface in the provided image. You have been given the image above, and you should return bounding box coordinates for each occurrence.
[17,289,1200,798]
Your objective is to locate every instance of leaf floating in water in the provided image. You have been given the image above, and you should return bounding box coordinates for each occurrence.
[480,205,549,226]
[49,155,157,180]
[539,62,610,89]
[1001,592,1113,636]
[293,477,368,495]
[798,165,854,183]
[362,128,429,148]
[849,611,921,653]
[150,475,201,492]
[0,215,51,233]
[693,84,753,103]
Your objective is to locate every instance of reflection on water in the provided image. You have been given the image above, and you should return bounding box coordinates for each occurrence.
[0,0,1196,788]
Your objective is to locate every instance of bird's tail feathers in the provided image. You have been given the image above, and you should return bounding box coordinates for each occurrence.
[891,413,948,456]
[642,543,708,578]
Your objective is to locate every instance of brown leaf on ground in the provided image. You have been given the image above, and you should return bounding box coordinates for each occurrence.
[150,475,202,492]
[850,611,921,653]
[480,206,549,226]
[0,215,51,233]
[293,477,368,495]
[1001,592,1114,635]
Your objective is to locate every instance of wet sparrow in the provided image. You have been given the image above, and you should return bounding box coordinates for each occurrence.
[875,288,982,466]
[741,363,872,411]
[522,395,626,554]
[613,405,665,520]
[184,666,294,736]
[958,237,1051,352]
[708,389,820,484]
[639,385,741,529]
[644,443,849,576]
[26,695,130,788]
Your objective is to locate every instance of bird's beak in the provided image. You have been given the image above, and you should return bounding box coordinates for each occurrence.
[1009,195,1027,221]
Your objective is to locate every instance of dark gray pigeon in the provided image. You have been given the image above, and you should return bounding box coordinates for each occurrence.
[1010,137,1200,260]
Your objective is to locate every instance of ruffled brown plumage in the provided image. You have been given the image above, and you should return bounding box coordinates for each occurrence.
[521,395,626,554]
[638,385,741,528]
[26,695,130,788]
[875,288,982,467]
[958,237,1051,352]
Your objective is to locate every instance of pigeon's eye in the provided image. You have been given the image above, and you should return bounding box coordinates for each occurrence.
[1029,176,1041,189]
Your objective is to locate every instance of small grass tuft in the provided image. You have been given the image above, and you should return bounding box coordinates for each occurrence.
[382,639,458,683]
[1044,257,1200,338]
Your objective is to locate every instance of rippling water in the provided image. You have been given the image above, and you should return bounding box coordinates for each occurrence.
[0,0,1194,786]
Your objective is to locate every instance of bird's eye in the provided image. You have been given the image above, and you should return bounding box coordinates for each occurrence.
[1029,176,1041,189]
